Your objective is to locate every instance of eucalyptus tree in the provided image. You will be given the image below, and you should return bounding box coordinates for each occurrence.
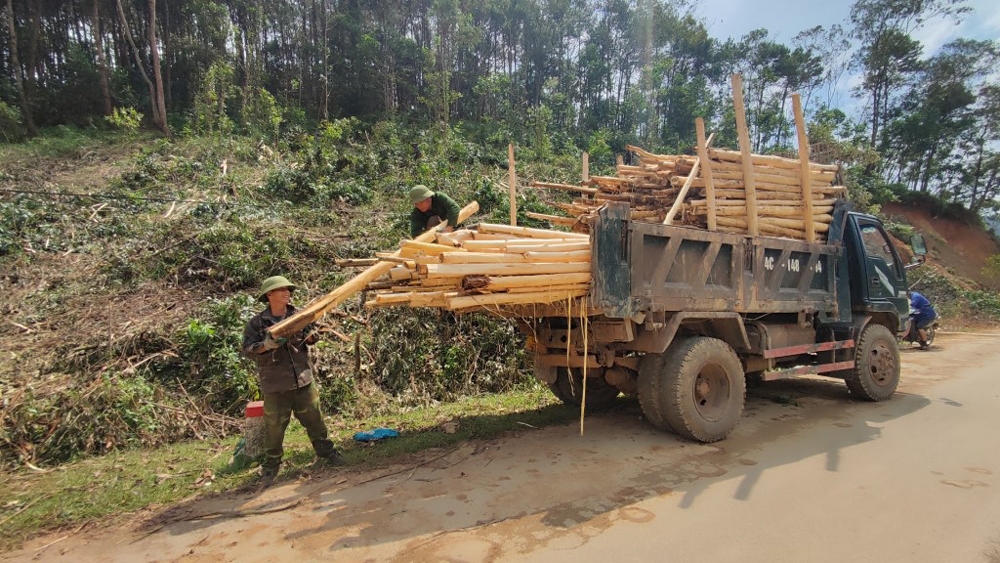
[883,39,998,196]
[848,0,970,148]
[575,0,637,137]
[728,29,823,153]
[650,9,718,151]
[949,81,1000,213]
[3,0,37,135]
[792,25,850,110]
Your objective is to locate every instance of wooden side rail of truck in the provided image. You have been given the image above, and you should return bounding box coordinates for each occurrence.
[524,201,919,443]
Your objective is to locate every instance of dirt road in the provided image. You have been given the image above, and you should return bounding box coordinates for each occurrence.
[5,333,1000,563]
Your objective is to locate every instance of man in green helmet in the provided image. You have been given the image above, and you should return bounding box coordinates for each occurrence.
[409,184,460,238]
[242,275,342,482]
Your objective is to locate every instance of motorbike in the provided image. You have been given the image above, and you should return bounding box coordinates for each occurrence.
[901,237,939,348]
[900,311,939,348]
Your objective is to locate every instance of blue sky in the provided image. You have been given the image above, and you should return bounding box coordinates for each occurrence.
[691,0,1000,50]
[689,0,1000,112]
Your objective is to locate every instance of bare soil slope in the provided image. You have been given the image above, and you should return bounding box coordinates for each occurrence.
[882,202,1000,288]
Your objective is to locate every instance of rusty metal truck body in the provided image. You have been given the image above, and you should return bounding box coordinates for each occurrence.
[526,201,914,442]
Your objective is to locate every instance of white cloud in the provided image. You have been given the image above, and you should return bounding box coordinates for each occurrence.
[912,17,962,58]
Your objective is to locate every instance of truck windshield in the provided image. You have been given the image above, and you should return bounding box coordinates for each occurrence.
[859,225,896,269]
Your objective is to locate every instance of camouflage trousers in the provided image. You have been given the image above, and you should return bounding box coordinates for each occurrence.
[261,383,335,472]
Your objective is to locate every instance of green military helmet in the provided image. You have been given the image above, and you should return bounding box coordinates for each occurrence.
[409,184,435,205]
[258,275,296,302]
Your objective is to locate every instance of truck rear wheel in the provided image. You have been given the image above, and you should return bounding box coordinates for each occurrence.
[547,367,619,409]
[845,323,899,401]
[638,337,746,443]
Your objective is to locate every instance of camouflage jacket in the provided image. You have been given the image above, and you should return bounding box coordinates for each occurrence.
[242,305,315,394]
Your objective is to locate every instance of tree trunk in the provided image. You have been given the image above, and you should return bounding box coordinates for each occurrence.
[4,0,37,135]
[320,0,328,121]
[147,0,170,136]
[115,0,159,133]
[92,0,113,115]
[236,15,249,119]
[27,0,39,89]
[162,0,171,110]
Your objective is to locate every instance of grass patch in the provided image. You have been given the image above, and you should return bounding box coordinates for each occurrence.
[0,384,586,551]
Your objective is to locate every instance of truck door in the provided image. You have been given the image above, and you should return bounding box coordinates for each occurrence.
[855,218,908,319]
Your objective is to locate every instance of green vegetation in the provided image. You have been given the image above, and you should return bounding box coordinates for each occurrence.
[0,122,592,470]
[985,254,1000,290]
[1,0,997,210]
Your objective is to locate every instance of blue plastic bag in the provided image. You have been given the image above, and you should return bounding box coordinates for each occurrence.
[353,427,400,442]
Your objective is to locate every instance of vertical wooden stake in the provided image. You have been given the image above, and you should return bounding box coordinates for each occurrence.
[508,143,517,226]
[696,118,718,231]
[665,129,714,225]
[731,74,759,236]
[792,94,816,243]
[580,296,588,437]
[582,152,590,183]
[565,295,572,371]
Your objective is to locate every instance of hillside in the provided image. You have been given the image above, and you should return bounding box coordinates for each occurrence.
[882,202,1000,289]
[1,130,999,471]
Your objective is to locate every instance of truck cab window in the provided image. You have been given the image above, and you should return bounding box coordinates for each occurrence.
[860,225,896,270]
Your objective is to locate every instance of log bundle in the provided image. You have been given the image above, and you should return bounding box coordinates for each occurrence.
[528,144,846,242]
[528,84,847,243]
[683,149,845,240]
[364,223,592,314]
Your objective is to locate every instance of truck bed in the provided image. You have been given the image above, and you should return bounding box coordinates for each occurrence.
[592,202,842,319]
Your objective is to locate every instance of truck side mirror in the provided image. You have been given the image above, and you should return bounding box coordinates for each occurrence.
[910,234,927,257]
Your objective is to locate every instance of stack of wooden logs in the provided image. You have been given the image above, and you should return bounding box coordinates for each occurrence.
[528,80,849,243]
[530,144,846,242]
[364,223,591,313]
[528,146,695,225]
[682,149,844,240]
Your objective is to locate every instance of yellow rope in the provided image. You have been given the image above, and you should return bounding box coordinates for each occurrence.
[580,295,588,436]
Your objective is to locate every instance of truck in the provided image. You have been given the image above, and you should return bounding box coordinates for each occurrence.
[525,200,925,443]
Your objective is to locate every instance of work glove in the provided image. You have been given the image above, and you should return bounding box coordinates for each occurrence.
[262,333,287,351]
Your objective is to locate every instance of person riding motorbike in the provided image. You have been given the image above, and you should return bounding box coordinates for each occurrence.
[908,291,937,350]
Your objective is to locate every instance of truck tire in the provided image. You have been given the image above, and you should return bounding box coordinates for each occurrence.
[637,351,673,431]
[845,323,899,401]
[638,337,746,443]
[547,367,619,409]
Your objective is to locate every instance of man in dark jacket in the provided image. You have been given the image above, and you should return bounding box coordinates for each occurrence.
[409,184,460,238]
[242,275,342,481]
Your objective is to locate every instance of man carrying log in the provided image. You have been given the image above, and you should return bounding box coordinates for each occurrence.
[410,184,460,238]
[242,275,343,483]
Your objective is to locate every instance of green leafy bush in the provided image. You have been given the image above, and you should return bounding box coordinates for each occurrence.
[983,254,1000,290]
[365,309,528,404]
[883,219,916,242]
[192,62,236,135]
[0,100,25,142]
[166,295,260,414]
[105,107,142,132]
[243,87,283,142]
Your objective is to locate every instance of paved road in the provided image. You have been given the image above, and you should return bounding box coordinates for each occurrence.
[6,333,1000,563]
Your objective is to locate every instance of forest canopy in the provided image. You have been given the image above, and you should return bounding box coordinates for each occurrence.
[1,0,998,215]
